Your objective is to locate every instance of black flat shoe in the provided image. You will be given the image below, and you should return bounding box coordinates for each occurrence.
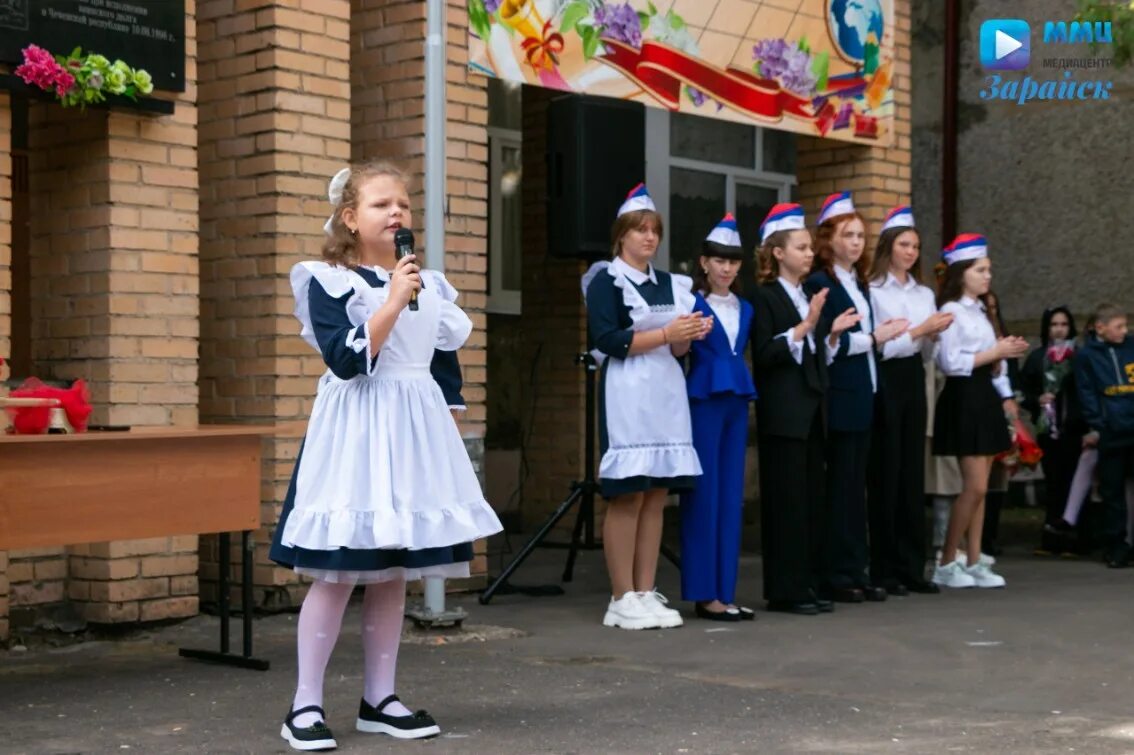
[281,705,337,751]
[695,603,740,622]
[766,600,819,616]
[357,695,440,740]
[903,580,940,594]
[807,590,834,613]
[830,587,865,603]
[883,582,909,597]
[860,585,888,602]
[734,605,757,621]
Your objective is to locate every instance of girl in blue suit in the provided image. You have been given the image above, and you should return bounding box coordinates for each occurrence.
[805,192,908,603]
[680,214,758,621]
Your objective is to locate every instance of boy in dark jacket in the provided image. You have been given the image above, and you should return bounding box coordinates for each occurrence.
[1075,304,1134,567]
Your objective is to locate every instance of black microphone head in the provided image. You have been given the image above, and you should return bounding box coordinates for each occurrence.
[393,227,415,259]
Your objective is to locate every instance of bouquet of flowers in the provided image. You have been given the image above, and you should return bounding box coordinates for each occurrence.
[995,413,1044,472]
[14,44,154,109]
[1038,342,1075,438]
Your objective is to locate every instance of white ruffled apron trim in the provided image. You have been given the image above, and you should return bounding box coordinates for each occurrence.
[297,562,470,586]
[584,263,702,481]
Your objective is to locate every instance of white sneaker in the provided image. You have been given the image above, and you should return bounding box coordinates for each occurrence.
[636,589,683,628]
[602,592,660,630]
[936,549,995,567]
[964,562,1006,588]
[932,560,976,588]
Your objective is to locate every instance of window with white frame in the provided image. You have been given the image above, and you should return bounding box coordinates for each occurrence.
[487,79,522,315]
[645,110,797,278]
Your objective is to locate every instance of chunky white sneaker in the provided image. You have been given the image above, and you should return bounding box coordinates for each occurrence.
[964,562,1006,588]
[932,560,976,588]
[602,592,659,630]
[636,589,683,628]
[936,549,994,567]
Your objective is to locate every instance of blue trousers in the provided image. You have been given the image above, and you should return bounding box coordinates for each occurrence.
[680,394,749,603]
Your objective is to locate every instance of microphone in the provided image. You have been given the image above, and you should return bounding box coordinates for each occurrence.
[393,227,418,311]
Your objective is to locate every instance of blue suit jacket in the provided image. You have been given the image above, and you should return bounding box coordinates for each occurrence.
[804,269,875,433]
[686,292,757,401]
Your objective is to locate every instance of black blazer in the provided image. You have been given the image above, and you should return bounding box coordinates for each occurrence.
[748,281,830,440]
[805,269,875,433]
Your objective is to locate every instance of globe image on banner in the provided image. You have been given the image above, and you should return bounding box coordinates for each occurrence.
[828,0,885,64]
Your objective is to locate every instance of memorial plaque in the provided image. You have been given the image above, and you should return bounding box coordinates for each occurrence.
[0,0,185,92]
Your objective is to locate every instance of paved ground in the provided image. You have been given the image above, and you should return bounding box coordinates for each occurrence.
[3,545,1134,754]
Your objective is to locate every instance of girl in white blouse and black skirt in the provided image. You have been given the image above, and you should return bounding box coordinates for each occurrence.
[931,234,1029,589]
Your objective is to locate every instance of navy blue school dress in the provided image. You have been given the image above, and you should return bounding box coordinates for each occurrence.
[583,256,702,497]
[679,291,756,604]
[269,262,502,584]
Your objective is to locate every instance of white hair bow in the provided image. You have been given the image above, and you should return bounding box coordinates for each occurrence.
[323,167,352,235]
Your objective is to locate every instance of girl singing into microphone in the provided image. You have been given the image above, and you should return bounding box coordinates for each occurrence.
[270,163,502,750]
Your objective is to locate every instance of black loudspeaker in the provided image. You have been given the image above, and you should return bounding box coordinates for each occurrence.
[547,95,646,258]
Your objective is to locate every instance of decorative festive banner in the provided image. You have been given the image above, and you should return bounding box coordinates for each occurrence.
[469,0,894,146]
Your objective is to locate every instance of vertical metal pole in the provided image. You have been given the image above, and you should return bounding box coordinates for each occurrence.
[425,0,448,610]
[241,531,253,658]
[218,532,231,655]
[425,0,446,276]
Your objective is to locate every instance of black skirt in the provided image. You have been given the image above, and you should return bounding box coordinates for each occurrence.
[932,365,1011,457]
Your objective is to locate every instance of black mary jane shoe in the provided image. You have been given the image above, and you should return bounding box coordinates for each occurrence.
[357,694,441,740]
[766,600,819,616]
[695,602,741,622]
[281,705,338,751]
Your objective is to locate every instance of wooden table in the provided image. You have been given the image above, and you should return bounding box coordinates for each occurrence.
[0,426,273,669]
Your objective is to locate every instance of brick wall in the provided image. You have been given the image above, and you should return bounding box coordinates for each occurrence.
[796,0,911,233]
[3,5,200,633]
[198,0,352,607]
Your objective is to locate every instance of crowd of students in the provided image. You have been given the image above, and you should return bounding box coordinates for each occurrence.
[583,183,1134,630]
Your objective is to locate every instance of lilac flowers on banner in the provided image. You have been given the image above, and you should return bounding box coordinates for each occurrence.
[595,3,642,48]
[753,38,818,97]
[484,0,501,11]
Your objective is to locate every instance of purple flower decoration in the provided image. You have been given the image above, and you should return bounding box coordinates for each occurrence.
[595,2,642,48]
[484,0,501,12]
[753,38,817,96]
[687,86,707,107]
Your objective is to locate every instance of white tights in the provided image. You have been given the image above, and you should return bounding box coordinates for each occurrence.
[290,577,411,727]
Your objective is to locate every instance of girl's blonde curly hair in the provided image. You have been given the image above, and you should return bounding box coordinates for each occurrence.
[323,161,412,268]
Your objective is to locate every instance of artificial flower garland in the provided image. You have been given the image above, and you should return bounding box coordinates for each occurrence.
[14,44,154,108]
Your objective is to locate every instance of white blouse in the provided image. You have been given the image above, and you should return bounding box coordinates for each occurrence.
[936,295,1013,399]
[706,292,740,351]
[834,264,877,392]
[776,277,838,366]
[869,273,938,361]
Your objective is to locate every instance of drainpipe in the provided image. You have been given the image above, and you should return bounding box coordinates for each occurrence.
[942,0,960,243]
[419,0,452,624]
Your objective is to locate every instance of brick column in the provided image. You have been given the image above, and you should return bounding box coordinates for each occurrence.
[351,0,491,583]
[796,0,911,234]
[9,6,200,628]
[198,0,352,607]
